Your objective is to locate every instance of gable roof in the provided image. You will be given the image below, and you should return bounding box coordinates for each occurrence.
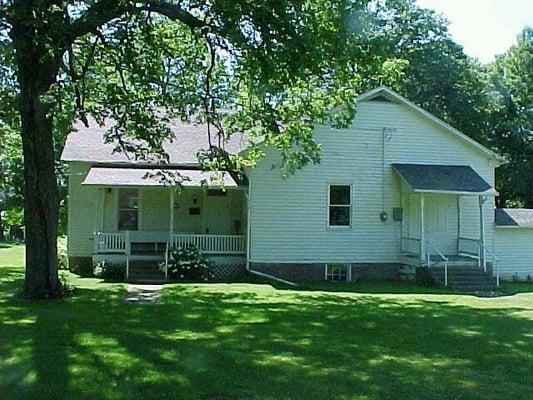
[60,119,248,166]
[392,164,494,195]
[495,208,533,228]
[358,86,505,164]
[62,86,505,166]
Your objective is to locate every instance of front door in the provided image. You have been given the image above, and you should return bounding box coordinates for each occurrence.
[203,189,232,234]
[424,194,457,255]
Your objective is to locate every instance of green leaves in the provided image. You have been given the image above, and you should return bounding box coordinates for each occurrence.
[487,27,533,207]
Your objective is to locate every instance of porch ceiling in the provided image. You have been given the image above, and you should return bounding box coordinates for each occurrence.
[82,167,239,188]
[393,163,495,195]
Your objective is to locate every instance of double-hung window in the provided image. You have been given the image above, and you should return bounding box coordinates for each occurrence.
[325,264,348,282]
[118,189,139,231]
[328,185,352,227]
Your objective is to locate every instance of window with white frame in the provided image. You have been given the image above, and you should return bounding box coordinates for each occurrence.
[328,185,352,227]
[326,264,348,282]
[118,189,139,231]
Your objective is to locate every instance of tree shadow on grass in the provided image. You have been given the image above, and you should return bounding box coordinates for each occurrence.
[0,274,532,400]
[281,280,464,295]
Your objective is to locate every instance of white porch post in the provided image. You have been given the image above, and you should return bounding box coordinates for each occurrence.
[125,230,130,280]
[456,195,461,254]
[169,189,174,234]
[246,182,252,271]
[420,192,426,263]
[166,189,174,280]
[479,195,487,272]
[93,188,106,254]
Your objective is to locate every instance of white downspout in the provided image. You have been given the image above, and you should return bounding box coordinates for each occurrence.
[245,175,296,286]
[166,189,174,280]
[246,177,252,271]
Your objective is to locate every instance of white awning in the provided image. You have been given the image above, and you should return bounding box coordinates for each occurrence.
[82,167,239,187]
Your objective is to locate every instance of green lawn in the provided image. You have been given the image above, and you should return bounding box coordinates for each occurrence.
[0,245,532,400]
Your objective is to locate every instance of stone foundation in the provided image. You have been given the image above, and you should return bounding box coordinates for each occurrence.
[351,263,401,282]
[249,262,401,282]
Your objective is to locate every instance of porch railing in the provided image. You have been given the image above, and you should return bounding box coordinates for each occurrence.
[94,232,127,253]
[458,237,500,286]
[94,232,246,255]
[400,236,421,256]
[458,237,481,263]
[169,234,246,255]
[425,237,449,286]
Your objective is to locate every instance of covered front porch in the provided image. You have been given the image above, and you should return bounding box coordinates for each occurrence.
[394,164,497,276]
[83,166,248,280]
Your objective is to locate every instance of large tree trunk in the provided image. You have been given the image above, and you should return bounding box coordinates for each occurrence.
[19,90,61,298]
[11,17,62,298]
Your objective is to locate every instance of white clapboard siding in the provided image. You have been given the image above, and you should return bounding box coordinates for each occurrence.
[248,100,497,264]
[67,162,100,257]
[494,228,533,279]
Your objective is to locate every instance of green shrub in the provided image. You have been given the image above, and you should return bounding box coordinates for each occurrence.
[163,245,213,282]
[93,261,125,280]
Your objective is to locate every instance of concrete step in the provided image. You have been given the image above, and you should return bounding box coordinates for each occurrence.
[128,261,166,282]
[129,272,165,280]
[431,272,495,279]
[427,265,497,292]
[130,265,163,273]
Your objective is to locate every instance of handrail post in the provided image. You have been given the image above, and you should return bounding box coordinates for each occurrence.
[94,232,99,254]
[496,258,500,287]
[125,231,130,280]
[164,241,169,280]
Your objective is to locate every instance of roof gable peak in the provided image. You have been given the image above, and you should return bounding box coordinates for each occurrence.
[358,86,505,163]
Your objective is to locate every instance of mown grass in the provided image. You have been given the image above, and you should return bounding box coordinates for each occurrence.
[0,244,532,400]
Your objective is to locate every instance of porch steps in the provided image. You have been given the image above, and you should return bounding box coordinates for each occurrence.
[128,260,166,283]
[428,265,498,292]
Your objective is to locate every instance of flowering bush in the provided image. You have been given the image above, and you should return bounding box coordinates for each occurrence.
[162,245,213,282]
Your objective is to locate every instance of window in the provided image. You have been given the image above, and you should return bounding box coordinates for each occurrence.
[328,185,351,227]
[118,189,139,231]
[326,264,348,282]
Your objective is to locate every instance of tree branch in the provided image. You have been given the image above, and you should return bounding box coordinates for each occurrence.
[67,1,206,41]
[139,1,204,29]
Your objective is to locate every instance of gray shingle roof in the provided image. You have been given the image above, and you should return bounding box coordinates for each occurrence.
[82,167,239,187]
[61,119,248,165]
[495,208,533,228]
[392,164,493,194]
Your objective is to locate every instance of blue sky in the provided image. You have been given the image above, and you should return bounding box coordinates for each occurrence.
[416,0,533,63]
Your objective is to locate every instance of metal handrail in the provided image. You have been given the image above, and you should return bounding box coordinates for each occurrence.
[164,239,169,280]
[479,243,502,287]
[458,236,479,242]
[401,236,421,255]
[425,237,449,287]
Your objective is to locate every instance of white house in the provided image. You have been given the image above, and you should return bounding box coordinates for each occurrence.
[61,86,533,288]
